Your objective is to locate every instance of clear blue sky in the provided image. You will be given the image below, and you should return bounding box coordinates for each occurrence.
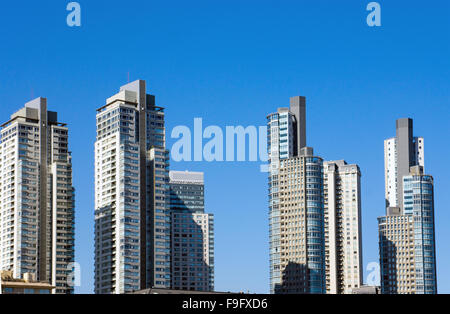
[0,1,448,294]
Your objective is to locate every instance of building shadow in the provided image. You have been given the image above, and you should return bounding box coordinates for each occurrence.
[274,262,311,294]
[170,193,214,292]
[380,235,397,294]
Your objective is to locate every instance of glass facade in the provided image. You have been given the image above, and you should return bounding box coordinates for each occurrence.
[403,175,437,294]
[379,174,437,296]
[169,172,214,292]
[379,119,437,294]
[267,106,325,294]
[305,157,325,294]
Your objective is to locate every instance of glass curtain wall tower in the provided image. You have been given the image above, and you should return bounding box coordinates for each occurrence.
[267,97,326,294]
[378,118,437,294]
[267,97,363,295]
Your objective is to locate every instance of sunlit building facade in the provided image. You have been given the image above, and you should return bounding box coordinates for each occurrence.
[0,98,75,294]
[268,97,326,294]
[323,160,363,294]
[94,80,170,294]
[378,119,437,294]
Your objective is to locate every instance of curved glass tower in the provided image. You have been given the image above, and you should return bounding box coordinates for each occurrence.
[267,97,325,294]
[379,119,437,294]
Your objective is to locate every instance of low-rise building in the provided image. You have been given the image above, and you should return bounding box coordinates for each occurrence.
[0,271,55,294]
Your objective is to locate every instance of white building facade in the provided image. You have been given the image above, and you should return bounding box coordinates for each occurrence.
[0,98,75,294]
[94,81,170,294]
[323,160,363,294]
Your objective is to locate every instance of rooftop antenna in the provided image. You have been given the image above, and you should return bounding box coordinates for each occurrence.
[127,72,130,83]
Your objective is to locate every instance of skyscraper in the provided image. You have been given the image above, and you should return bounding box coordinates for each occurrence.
[378,118,437,294]
[384,118,424,210]
[0,98,75,294]
[169,171,214,292]
[267,97,364,294]
[94,80,171,294]
[267,97,326,294]
[323,160,363,294]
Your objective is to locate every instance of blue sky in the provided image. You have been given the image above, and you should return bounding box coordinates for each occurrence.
[0,1,448,294]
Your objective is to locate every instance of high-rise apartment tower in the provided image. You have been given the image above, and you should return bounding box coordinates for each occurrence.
[267,97,363,294]
[0,98,75,294]
[169,171,214,292]
[268,97,326,294]
[324,160,363,294]
[94,80,171,294]
[378,118,437,294]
